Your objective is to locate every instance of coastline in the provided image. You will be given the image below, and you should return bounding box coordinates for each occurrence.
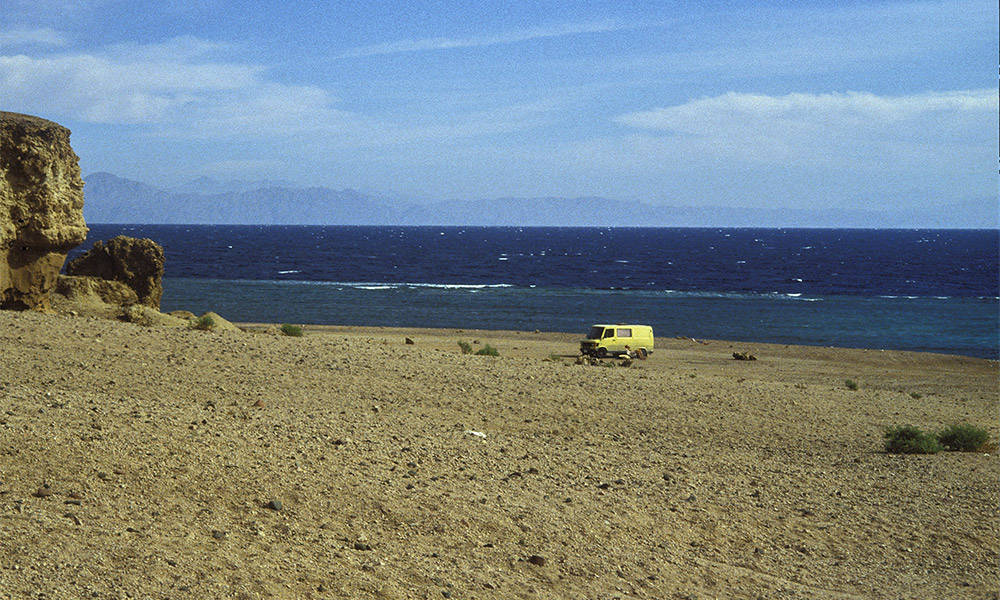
[2,309,997,598]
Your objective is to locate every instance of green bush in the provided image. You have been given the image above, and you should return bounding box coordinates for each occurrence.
[474,344,499,356]
[193,315,215,331]
[844,379,859,391]
[457,340,473,354]
[938,423,990,452]
[280,323,304,337]
[883,425,942,454]
[909,392,922,399]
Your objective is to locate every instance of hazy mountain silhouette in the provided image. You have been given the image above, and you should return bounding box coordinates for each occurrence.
[82,173,996,228]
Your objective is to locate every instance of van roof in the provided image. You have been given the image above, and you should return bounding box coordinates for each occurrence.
[593,324,651,328]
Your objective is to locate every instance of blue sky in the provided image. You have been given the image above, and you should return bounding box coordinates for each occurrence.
[1,0,996,216]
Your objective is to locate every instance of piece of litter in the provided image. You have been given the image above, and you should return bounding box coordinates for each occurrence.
[464,430,487,438]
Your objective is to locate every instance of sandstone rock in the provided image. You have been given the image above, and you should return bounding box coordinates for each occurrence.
[119,304,182,327]
[54,275,139,306]
[193,311,241,333]
[0,112,88,310]
[65,236,164,308]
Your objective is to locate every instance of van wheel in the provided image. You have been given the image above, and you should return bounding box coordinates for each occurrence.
[597,348,608,358]
[637,348,648,360]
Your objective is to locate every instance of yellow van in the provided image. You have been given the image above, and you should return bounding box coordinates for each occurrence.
[580,324,654,358]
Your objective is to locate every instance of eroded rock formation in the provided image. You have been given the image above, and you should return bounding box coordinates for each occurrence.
[65,236,165,308]
[54,275,139,307]
[0,112,88,309]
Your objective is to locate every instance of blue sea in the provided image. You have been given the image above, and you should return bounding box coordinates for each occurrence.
[71,226,999,359]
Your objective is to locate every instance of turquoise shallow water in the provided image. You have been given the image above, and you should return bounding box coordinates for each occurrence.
[71,225,999,359]
[162,279,998,359]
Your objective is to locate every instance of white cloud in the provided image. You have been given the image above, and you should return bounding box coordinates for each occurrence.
[0,27,65,47]
[0,50,261,124]
[0,32,559,149]
[336,20,642,59]
[0,36,329,127]
[614,90,997,166]
[103,35,232,62]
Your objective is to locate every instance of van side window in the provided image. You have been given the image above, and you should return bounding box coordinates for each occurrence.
[617,328,632,337]
[603,328,614,338]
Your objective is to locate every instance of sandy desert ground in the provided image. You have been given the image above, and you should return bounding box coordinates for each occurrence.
[1,308,997,599]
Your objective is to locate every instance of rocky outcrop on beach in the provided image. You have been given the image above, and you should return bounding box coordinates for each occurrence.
[65,235,165,308]
[0,112,88,310]
[54,275,139,306]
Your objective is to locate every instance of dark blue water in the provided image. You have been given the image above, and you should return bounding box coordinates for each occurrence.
[71,225,999,359]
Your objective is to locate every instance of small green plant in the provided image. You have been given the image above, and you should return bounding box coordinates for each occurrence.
[909,392,922,399]
[474,344,499,356]
[280,323,303,337]
[937,423,990,452]
[457,340,473,354]
[845,379,859,391]
[193,315,215,331]
[884,425,942,454]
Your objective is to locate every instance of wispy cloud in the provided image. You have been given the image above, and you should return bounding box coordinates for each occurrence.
[336,20,642,59]
[0,37,263,124]
[615,90,997,165]
[0,33,556,147]
[0,27,66,47]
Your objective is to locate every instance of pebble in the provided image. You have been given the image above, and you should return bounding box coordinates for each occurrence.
[33,486,53,498]
[527,555,546,566]
[354,541,373,551]
[265,499,283,511]
[211,530,227,540]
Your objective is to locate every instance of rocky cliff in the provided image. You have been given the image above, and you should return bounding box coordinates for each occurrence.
[0,112,88,309]
[65,236,165,308]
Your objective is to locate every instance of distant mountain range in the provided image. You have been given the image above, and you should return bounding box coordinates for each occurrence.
[82,172,996,228]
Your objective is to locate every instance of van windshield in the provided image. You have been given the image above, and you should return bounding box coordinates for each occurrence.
[587,326,604,339]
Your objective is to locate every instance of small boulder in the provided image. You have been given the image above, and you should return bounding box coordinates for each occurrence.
[65,236,165,308]
[191,311,241,333]
[118,304,187,327]
[54,275,138,306]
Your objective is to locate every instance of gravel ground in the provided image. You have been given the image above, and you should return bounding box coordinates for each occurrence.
[1,309,997,599]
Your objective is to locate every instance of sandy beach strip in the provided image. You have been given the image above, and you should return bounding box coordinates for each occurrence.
[1,309,997,599]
